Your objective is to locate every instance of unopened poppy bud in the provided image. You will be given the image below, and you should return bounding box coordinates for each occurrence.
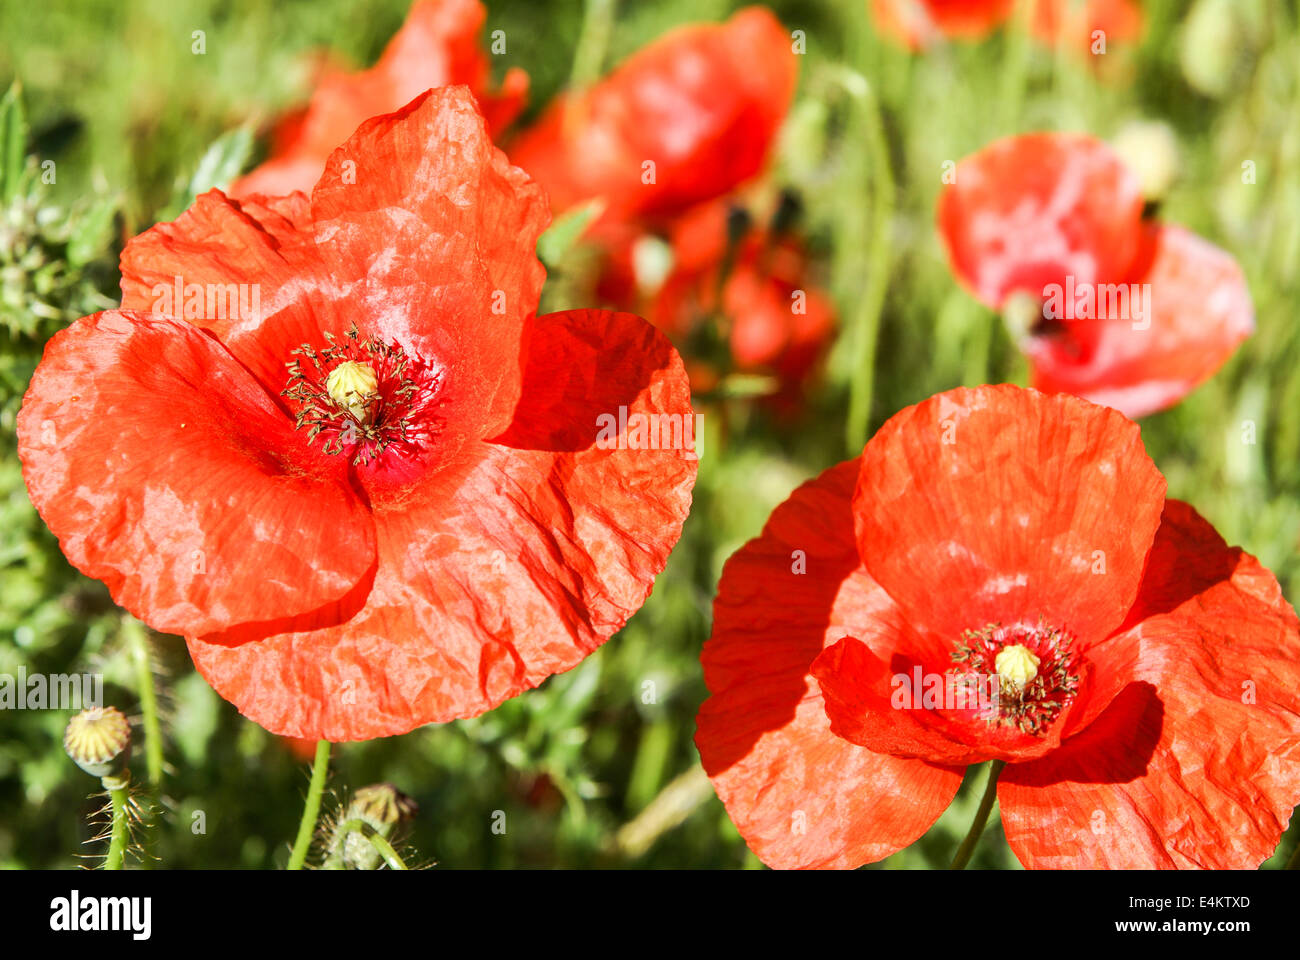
[64,706,131,778]
[326,360,379,424]
[350,782,418,828]
[995,645,1041,688]
[329,783,417,870]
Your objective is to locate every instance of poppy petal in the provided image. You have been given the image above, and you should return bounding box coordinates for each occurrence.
[230,0,528,198]
[812,635,1001,764]
[937,133,1144,307]
[854,385,1167,646]
[999,500,1300,868]
[17,311,376,638]
[1029,223,1254,418]
[118,190,331,398]
[311,86,549,440]
[697,460,963,868]
[509,7,796,223]
[188,309,696,740]
[871,0,1015,49]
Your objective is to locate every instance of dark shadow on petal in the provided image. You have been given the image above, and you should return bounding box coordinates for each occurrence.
[699,460,865,773]
[491,309,680,453]
[194,554,378,648]
[1003,681,1163,787]
[1119,500,1240,629]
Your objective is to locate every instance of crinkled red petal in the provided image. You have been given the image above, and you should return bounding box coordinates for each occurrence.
[311,87,549,441]
[188,310,696,740]
[999,500,1300,868]
[697,459,963,868]
[17,311,376,638]
[854,385,1167,646]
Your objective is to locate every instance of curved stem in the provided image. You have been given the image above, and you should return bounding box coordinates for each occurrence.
[949,760,1004,870]
[104,784,129,870]
[126,619,163,787]
[286,740,330,870]
[328,819,408,871]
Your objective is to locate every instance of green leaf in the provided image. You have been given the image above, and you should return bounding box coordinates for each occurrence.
[66,193,120,268]
[536,197,605,267]
[162,126,254,219]
[1,81,29,205]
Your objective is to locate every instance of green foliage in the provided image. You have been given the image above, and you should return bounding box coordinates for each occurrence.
[0,0,1297,870]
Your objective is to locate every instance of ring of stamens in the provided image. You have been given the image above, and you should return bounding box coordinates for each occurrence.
[282,324,441,466]
[948,619,1080,736]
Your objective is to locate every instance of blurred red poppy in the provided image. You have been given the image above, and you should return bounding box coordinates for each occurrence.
[507,7,796,228]
[650,199,835,406]
[697,384,1300,868]
[19,88,696,741]
[231,0,527,199]
[872,0,1141,52]
[937,132,1252,417]
[870,0,1015,49]
[1031,0,1142,52]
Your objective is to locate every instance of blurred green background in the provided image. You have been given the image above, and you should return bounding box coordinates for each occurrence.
[1,0,1297,868]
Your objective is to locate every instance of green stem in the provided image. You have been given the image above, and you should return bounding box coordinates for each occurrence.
[1286,837,1300,870]
[125,619,163,787]
[286,740,330,870]
[999,0,1032,134]
[104,783,129,870]
[326,820,408,870]
[839,70,895,455]
[570,0,616,91]
[949,760,1005,870]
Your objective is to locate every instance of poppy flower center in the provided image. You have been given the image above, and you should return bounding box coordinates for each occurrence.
[326,361,380,425]
[950,621,1080,736]
[282,325,442,466]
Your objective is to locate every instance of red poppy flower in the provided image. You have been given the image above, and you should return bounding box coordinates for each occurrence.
[507,7,796,228]
[1031,0,1142,52]
[871,0,1140,51]
[650,199,835,402]
[18,87,696,742]
[231,0,527,199]
[697,384,1300,869]
[937,133,1252,418]
[870,0,1015,49]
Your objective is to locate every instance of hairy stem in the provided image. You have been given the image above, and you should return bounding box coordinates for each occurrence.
[104,783,129,870]
[125,619,163,787]
[324,819,408,871]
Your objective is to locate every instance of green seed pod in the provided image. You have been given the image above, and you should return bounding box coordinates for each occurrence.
[63,706,131,779]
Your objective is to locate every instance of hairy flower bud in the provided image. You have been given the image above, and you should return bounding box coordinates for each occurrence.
[327,783,417,870]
